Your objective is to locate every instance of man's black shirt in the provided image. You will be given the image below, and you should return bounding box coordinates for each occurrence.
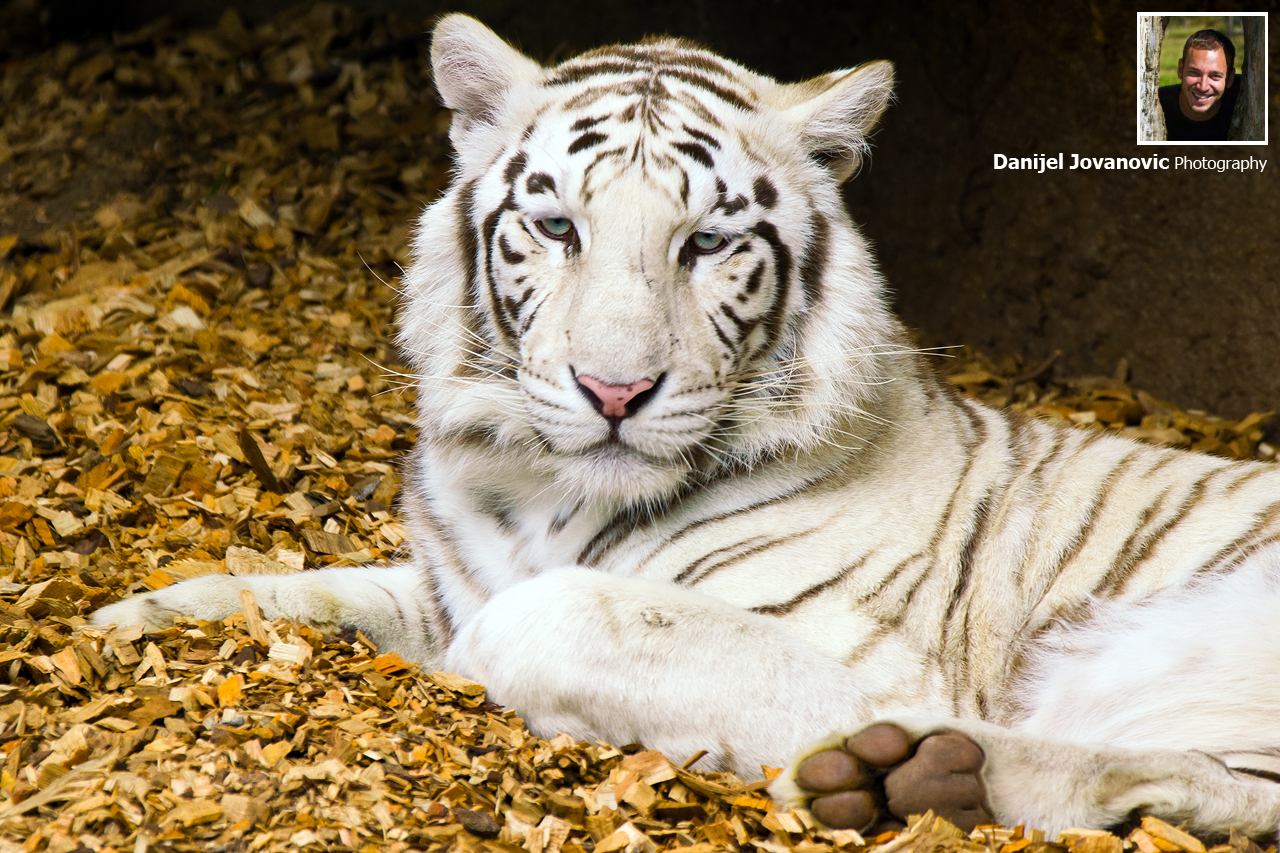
[1159,78,1239,141]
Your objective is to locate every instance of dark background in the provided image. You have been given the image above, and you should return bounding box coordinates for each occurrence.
[4,0,1279,417]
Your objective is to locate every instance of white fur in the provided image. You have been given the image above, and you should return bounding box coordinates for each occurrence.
[94,16,1280,836]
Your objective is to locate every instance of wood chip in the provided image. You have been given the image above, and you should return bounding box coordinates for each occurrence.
[164,799,223,828]
[1141,817,1207,853]
[239,588,270,645]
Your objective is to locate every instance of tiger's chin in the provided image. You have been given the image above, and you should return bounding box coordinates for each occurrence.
[552,444,690,505]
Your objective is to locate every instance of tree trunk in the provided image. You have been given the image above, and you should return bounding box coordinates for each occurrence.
[1228,17,1266,142]
[1138,16,1168,142]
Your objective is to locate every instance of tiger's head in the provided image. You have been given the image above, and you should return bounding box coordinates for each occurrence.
[401,15,900,505]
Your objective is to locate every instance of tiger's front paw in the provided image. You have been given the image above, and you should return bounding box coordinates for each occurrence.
[788,723,992,833]
[90,574,260,631]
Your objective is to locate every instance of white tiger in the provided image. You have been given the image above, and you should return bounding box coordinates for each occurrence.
[92,15,1280,836]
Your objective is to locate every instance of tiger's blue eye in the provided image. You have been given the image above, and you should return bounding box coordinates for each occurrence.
[537,217,575,240]
[690,231,727,253]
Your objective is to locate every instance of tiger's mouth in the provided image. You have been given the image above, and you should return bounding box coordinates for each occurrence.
[549,433,693,503]
[578,437,671,466]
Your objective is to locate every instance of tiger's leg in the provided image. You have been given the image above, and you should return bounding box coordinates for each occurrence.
[89,564,440,665]
[443,567,890,777]
[779,565,1280,834]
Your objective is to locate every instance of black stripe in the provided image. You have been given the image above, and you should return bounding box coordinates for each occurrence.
[677,240,695,268]
[441,424,500,449]
[596,44,738,79]
[563,86,615,111]
[548,60,645,85]
[497,234,525,265]
[1052,451,1140,577]
[631,467,852,572]
[456,180,479,305]
[645,108,672,134]
[752,176,778,209]
[1225,463,1272,494]
[1026,425,1065,476]
[853,552,923,607]
[451,180,489,378]
[1094,486,1174,597]
[525,172,556,196]
[894,404,988,620]
[1117,468,1223,592]
[576,486,693,567]
[662,51,737,80]
[691,532,819,584]
[673,536,772,584]
[552,49,753,113]
[662,68,755,111]
[998,407,1035,485]
[415,496,494,645]
[570,114,608,131]
[683,124,721,149]
[707,313,735,352]
[842,625,891,664]
[918,369,946,414]
[1231,765,1280,784]
[578,501,667,567]
[1199,495,1280,575]
[569,131,608,154]
[518,292,544,335]
[748,222,792,355]
[1005,427,1069,582]
[865,555,930,629]
[580,145,628,202]
[672,89,722,127]
[1215,532,1280,575]
[473,491,518,532]
[714,192,749,216]
[943,491,993,627]
[1013,427,1109,557]
[752,555,868,617]
[503,151,527,184]
[481,185,521,349]
[798,213,830,306]
[502,286,534,329]
[554,44,742,88]
[548,501,583,536]
[511,286,534,311]
[720,304,758,342]
[671,140,714,168]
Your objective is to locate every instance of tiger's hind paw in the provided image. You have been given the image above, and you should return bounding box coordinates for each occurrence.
[788,723,992,833]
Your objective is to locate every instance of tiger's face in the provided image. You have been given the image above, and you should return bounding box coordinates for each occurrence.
[403,17,897,504]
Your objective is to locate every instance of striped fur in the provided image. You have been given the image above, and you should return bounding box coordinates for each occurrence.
[94,17,1280,835]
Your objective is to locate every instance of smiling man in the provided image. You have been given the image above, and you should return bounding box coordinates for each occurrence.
[1159,29,1239,142]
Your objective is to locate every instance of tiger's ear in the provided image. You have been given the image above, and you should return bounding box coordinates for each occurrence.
[431,15,543,145]
[774,61,895,183]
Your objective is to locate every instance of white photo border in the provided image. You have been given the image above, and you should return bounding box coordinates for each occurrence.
[1136,11,1269,145]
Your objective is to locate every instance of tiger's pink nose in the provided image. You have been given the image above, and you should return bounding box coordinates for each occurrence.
[575,374,657,420]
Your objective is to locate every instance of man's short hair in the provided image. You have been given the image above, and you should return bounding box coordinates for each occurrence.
[1182,29,1236,72]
